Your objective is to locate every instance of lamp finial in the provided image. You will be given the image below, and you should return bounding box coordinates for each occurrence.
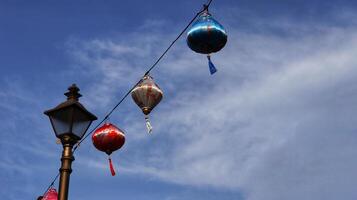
[64,84,82,101]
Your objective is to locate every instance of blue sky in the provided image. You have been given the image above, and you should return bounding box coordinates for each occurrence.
[1,0,357,199]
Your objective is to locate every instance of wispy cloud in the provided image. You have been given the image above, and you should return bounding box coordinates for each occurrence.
[2,5,357,200]
[65,11,357,200]
[0,78,61,200]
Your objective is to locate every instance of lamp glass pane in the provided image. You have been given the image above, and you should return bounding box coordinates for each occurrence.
[49,107,72,136]
[72,108,92,138]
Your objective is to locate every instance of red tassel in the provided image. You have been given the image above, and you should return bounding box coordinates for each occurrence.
[108,158,116,176]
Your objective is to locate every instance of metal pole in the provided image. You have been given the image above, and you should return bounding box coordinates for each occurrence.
[58,143,74,200]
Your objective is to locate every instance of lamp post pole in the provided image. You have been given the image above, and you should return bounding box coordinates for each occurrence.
[58,136,76,200]
[44,84,97,200]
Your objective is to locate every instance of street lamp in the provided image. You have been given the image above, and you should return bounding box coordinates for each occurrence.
[44,84,97,200]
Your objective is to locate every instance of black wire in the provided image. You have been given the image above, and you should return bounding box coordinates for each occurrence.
[41,173,59,198]
[72,80,140,152]
[40,0,214,197]
[75,0,211,152]
[144,11,204,75]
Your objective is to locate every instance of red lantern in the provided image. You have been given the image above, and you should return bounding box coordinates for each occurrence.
[42,187,58,200]
[131,75,163,134]
[92,122,125,176]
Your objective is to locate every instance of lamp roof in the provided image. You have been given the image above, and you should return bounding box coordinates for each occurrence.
[44,84,97,121]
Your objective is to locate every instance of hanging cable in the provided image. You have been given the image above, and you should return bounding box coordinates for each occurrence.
[74,0,214,152]
[40,0,214,197]
[41,173,59,199]
[206,0,214,7]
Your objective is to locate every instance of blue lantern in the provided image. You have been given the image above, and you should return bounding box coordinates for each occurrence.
[187,8,227,75]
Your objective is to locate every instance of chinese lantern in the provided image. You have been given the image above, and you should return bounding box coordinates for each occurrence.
[92,122,125,176]
[42,187,58,200]
[131,75,163,134]
[187,6,227,75]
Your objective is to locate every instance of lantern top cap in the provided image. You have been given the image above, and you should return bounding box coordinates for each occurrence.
[65,83,82,101]
[203,4,208,11]
[202,4,211,15]
[143,74,153,80]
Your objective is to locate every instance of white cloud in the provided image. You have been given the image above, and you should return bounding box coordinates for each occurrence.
[67,15,357,200]
[0,79,63,200]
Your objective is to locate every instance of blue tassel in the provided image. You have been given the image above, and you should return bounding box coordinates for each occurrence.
[207,55,217,75]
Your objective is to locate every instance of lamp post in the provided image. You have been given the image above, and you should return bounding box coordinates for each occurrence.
[44,84,97,200]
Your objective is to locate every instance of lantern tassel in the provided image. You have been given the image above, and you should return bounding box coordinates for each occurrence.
[207,55,217,75]
[108,157,116,176]
[145,115,153,134]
